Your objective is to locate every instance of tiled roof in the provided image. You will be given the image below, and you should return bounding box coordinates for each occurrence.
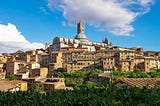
[0,80,23,91]
[115,78,160,88]
[99,73,112,78]
[17,67,29,74]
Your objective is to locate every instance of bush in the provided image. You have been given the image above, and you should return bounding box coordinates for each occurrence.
[32,82,44,92]
[56,72,65,77]
[8,75,16,80]
[0,86,160,105]
[84,81,96,88]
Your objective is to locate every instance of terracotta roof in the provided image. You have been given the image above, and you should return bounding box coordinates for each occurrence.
[17,67,29,74]
[0,80,24,91]
[99,73,112,78]
[115,78,160,88]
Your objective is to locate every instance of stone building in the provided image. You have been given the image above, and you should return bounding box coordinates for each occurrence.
[40,53,49,68]
[23,77,72,91]
[48,52,63,75]
[6,61,26,77]
[16,66,30,80]
[102,57,115,71]
[0,71,6,80]
[88,73,110,86]
[3,20,160,75]
[0,54,7,63]
[48,20,112,53]
[0,80,27,92]
[30,68,48,77]
[144,57,157,72]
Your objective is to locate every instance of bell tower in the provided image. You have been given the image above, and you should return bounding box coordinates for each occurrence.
[75,20,88,42]
[77,20,85,34]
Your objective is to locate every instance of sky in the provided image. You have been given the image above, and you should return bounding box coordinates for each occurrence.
[0,0,160,53]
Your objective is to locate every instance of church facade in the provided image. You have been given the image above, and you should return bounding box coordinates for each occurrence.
[48,20,113,53]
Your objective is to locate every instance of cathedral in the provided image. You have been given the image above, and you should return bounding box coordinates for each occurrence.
[48,20,113,53]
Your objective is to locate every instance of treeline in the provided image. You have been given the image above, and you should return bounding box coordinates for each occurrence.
[113,68,160,82]
[55,68,160,87]
[0,86,160,105]
[55,69,103,78]
[55,69,103,88]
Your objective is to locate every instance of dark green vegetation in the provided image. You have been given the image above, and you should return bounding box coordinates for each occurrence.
[55,68,160,87]
[0,86,160,105]
[56,69,103,78]
[32,82,44,92]
[1,69,160,105]
[8,75,16,80]
[113,68,160,82]
[56,69,103,87]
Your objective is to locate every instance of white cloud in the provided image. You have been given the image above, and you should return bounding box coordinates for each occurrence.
[47,0,154,36]
[0,23,44,53]
[139,0,154,6]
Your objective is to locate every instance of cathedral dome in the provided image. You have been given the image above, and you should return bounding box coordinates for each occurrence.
[75,20,88,42]
[75,33,87,39]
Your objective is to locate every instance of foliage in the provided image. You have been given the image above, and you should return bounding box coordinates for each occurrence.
[113,68,160,82]
[8,75,16,80]
[0,85,160,105]
[60,70,103,88]
[32,82,44,92]
[56,72,65,78]
[133,68,144,73]
[56,69,103,78]
[56,68,160,87]
[151,67,160,72]
[65,78,76,87]
[83,81,97,88]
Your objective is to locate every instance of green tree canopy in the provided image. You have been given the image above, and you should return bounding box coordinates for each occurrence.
[8,75,16,80]
[32,82,44,92]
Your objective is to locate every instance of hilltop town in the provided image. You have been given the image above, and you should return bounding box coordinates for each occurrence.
[0,20,160,92]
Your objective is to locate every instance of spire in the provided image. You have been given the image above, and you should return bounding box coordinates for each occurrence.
[102,36,113,46]
[77,20,85,34]
[75,20,88,42]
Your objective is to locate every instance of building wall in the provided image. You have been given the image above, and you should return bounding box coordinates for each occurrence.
[49,36,112,53]
[0,71,6,80]
[0,55,7,63]
[121,61,134,72]
[16,71,29,80]
[19,81,28,91]
[49,52,62,75]
[103,57,115,71]
[40,68,48,77]
[30,68,48,77]
[118,51,135,61]
[6,61,26,77]
[40,54,49,68]
[28,62,40,69]
[0,63,4,72]
[145,59,156,72]
[64,60,95,72]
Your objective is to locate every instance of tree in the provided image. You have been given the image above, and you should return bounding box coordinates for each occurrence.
[128,72,137,78]
[134,68,143,73]
[84,81,96,88]
[8,75,16,80]
[32,82,44,92]
[56,72,65,78]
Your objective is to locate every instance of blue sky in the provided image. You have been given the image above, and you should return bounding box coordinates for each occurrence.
[0,0,159,53]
